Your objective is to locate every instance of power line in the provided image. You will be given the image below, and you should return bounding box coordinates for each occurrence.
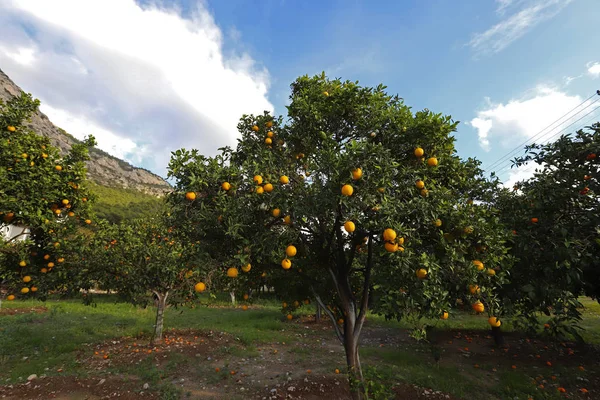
[483,91,600,174]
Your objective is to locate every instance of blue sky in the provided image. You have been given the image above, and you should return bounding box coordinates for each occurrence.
[0,0,599,186]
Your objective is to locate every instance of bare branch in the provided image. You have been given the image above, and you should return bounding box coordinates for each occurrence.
[312,287,344,343]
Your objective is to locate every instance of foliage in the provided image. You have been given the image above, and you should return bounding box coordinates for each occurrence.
[0,92,96,301]
[88,182,164,224]
[494,123,600,336]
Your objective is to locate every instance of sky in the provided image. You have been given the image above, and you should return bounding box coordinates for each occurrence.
[0,0,599,186]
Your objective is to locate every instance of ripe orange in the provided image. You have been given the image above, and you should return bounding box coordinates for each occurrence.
[415,180,425,189]
[287,314,293,320]
[283,215,292,225]
[243,294,249,300]
[40,268,48,273]
[586,153,596,160]
[385,242,399,252]
[85,219,92,224]
[441,312,449,320]
[31,286,38,292]
[414,147,424,157]
[267,131,274,138]
[323,91,329,97]
[282,302,287,308]
[62,199,69,205]
[215,367,220,373]
[264,183,274,192]
[338,318,344,325]
[266,121,273,128]
[7,295,15,301]
[472,301,484,313]
[335,369,340,374]
[468,284,480,294]
[221,182,231,191]
[256,186,264,194]
[242,263,251,273]
[344,221,355,233]
[226,267,239,278]
[279,175,289,184]
[427,157,438,167]
[487,268,496,276]
[7,125,16,132]
[281,259,292,270]
[242,305,248,311]
[265,137,272,145]
[253,175,263,185]
[103,354,109,360]
[420,189,429,197]
[416,269,428,279]
[383,228,397,242]
[252,125,259,131]
[23,276,32,283]
[352,168,362,180]
[584,175,591,180]
[488,317,501,327]
[434,219,442,227]
[42,153,48,158]
[55,165,62,171]
[286,245,297,257]
[272,208,281,218]
[341,184,353,196]
[68,211,75,217]
[473,260,484,271]
[19,260,26,267]
[48,262,55,268]
[21,287,30,294]
[194,282,206,292]
[531,217,538,223]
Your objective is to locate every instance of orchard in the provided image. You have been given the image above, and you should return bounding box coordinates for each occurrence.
[2,77,600,400]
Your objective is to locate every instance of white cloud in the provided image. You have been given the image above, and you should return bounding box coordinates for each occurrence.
[470,86,587,153]
[468,0,573,56]
[502,162,541,188]
[587,61,600,78]
[0,0,273,177]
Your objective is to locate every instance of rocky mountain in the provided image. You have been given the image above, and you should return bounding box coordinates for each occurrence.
[0,68,171,196]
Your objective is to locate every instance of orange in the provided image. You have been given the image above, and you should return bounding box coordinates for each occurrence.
[267,131,274,138]
[468,284,480,294]
[40,268,48,273]
[68,211,75,217]
[341,184,353,196]
[416,269,428,279]
[252,125,259,131]
[7,125,16,132]
[488,317,501,327]
[31,286,38,292]
[242,263,251,273]
[266,121,273,128]
[287,314,293,320]
[283,215,292,225]
[487,268,496,276]
[286,245,297,257]
[55,165,62,171]
[586,153,596,160]
[279,175,289,184]
[242,305,248,311]
[6,295,15,301]
[473,260,484,271]
[281,259,292,270]
[531,217,538,223]
[335,369,340,374]
[85,219,92,224]
[441,312,449,320]
[264,183,274,192]
[352,168,363,180]
[21,287,30,294]
[47,262,55,268]
[282,302,287,308]
[344,221,355,233]
[323,91,329,97]
[42,153,48,158]
[256,186,264,194]
[427,157,438,167]
[414,147,424,157]
[434,219,442,227]
[23,276,32,283]
[265,137,272,145]
[385,242,399,252]
[338,318,344,325]
[19,260,26,267]
[584,175,591,180]
[420,189,429,197]
[243,294,249,300]
[415,180,425,189]
[272,208,281,218]
[253,175,263,185]
[194,282,206,292]
[383,228,397,242]
[221,182,231,191]
[226,267,239,278]
[472,301,484,313]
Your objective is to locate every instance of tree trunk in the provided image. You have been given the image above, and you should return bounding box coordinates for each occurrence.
[491,326,504,347]
[315,302,321,322]
[344,328,364,400]
[151,291,169,345]
[230,291,236,305]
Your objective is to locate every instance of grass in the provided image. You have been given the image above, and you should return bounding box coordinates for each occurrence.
[1,295,599,399]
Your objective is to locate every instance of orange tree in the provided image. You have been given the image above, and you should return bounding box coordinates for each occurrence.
[494,122,599,339]
[83,217,206,344]
[1,93,95,303]
[167,74,512,398]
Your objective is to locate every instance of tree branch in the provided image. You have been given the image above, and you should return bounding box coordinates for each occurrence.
[312,287,344,343]
[354,231,373,338]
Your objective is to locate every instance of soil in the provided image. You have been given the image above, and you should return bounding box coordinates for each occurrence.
[0,306,47,317]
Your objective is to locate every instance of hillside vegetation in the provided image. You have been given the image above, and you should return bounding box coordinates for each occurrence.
[89,183,164,223]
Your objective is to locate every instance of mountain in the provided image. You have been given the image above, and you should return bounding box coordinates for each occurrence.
[0,68,171,197]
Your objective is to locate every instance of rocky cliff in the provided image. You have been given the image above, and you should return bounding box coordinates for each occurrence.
[0,68,171,196]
